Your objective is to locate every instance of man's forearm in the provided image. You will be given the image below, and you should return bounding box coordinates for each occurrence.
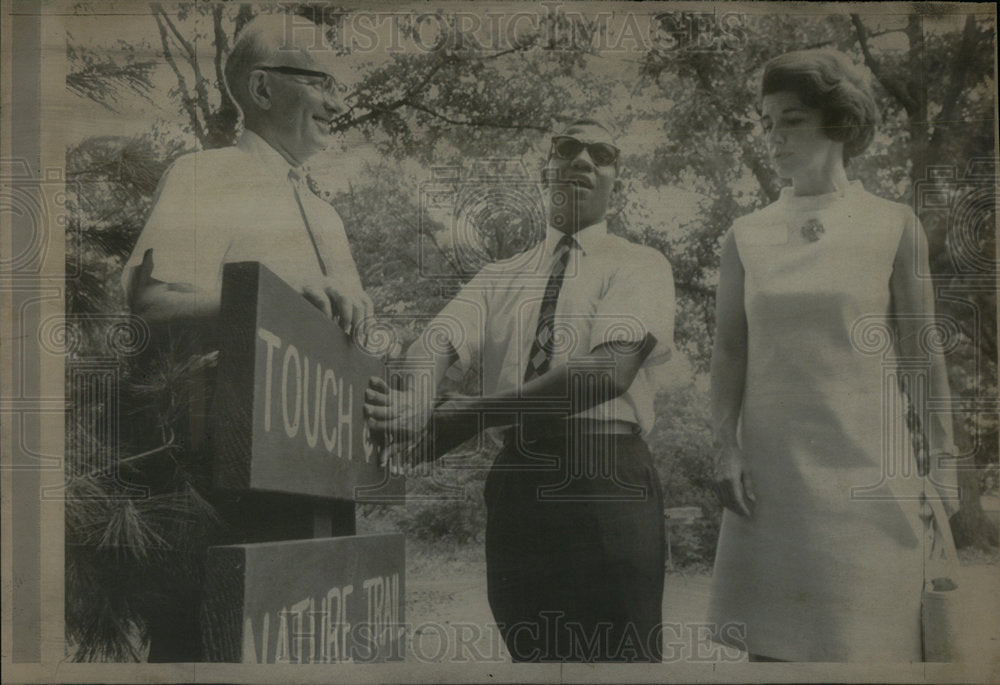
[438,336,655,428]
[131,282,220,325]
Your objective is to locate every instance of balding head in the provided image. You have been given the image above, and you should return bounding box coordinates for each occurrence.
[224,14,343,116]
[223,14,349,165]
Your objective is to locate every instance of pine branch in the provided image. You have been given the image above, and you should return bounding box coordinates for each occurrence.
[117,430,177,467]
[65,58,157,112]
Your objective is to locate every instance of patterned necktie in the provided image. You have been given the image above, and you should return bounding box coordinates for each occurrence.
[523,233,578,382]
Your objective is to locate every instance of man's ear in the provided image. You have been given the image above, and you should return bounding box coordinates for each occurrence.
[612,178,624,195]
[247,71,272,110]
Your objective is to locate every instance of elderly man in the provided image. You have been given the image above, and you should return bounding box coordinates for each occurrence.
[120,14,371,662]
[122,14,372,334]
[365,119,676,662]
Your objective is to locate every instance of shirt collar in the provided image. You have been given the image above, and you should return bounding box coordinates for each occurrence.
[545,220,608,256]
[237,129,299,182]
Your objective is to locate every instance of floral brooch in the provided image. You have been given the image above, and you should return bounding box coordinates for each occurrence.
[801,218,825,242]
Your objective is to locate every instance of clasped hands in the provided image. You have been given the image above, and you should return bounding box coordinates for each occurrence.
[363,377,478,471]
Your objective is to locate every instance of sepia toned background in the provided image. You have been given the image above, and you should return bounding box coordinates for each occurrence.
[3,0,998,681]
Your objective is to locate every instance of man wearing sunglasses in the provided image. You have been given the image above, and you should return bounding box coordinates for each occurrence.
[123,13,372,338]
[366,119,676,661]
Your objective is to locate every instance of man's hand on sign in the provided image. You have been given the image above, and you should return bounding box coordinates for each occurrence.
[301,275,374,342]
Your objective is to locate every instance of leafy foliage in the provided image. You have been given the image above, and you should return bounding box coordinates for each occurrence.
[63,4,996,660]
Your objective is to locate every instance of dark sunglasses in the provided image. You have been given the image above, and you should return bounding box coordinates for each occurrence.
[255,65,340,96]
[550,136,620,167]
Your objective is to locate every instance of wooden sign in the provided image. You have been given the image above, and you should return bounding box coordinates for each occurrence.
[212,262,402,501]
[202,534,405,663]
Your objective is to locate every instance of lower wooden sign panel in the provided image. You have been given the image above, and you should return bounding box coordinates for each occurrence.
[202,534,405,663]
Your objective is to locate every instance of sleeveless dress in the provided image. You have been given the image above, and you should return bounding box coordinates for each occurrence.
[707,182,927,661]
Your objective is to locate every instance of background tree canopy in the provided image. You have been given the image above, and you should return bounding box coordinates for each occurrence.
[63,2,996,660]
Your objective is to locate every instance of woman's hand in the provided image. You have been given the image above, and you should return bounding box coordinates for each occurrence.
[710,229,753,518]
[714,446,756,518]
[928,447,961,519]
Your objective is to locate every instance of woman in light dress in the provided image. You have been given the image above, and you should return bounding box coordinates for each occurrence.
[707,49,957,662]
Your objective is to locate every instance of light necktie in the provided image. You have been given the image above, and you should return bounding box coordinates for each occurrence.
[288,167,357,280]
[523,233,578,382]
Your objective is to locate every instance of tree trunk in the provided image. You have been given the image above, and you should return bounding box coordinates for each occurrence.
[855,13,993,549]
[951,426,999,549]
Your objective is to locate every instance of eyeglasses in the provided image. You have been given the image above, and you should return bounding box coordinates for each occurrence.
[255,65,341,98]
[550,136,620,167]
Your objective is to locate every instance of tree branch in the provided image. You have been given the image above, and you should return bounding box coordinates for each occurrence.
[211,5,228,95]
[851,14,918,114]
[234,4,254,35]
[481,44,533,61]
[403,100,549,131]
[339,47,547,135]
[156,4,198,63]
[416,218,463,276]
[152,9,204,144]
[156,6,214,138]
[687,61,780,202]
[929,14,979,150]
[741,144,780,203]
[208,4,241,146]
[404,58,448,99]
[333,59,448,132]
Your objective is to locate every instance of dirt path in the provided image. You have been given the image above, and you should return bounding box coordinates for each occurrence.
[404,556,999,665]
[404,562,736,663]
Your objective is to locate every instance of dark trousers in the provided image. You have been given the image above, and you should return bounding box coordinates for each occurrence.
[484,429,665,662]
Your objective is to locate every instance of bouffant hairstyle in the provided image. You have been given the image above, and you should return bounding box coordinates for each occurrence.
[761,50,878,163]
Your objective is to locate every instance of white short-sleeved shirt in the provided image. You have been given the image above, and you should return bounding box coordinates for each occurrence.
[426,222,676,433]
[121,130,357,301]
